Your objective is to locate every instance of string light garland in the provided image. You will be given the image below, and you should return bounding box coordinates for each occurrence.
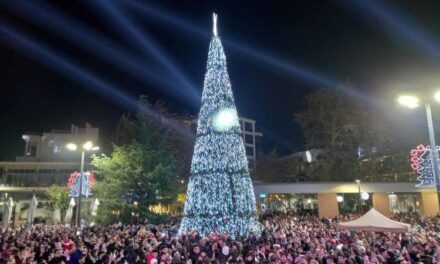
[68,171,95,197]
[410,144,437,187]
[179,14,260,238]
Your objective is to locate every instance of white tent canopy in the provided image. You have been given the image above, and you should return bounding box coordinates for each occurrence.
[336,208,411,233]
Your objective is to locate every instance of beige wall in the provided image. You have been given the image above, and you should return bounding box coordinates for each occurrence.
[317,193,339,218]
[419,192,439,217]
[372,192,391,217]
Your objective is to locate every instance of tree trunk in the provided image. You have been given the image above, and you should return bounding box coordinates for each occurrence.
[53,208,61,224]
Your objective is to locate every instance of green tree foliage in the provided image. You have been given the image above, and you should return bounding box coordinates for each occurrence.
[113,113,136,146]
[254,150,281,182]
[91,97,182,224]
[294,89,422,182]
[284,157,303,182]
[254,150,304,182]
[357,113,422,182]
[137,98,192,184]
[296,90,361,149]
[46,185,69,212]
[295,90,362,181]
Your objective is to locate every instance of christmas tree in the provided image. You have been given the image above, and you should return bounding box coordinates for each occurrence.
[179,14,260,238]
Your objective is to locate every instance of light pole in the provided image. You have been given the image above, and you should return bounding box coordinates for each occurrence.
[355,179,362,213]
[66,141,99,228]
[398,93,440,201]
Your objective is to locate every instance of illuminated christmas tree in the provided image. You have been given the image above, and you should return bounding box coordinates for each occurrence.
[179,14,260,237]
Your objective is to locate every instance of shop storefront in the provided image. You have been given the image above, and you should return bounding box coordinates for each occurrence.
[254,182,438,217]
[261,193,318,214]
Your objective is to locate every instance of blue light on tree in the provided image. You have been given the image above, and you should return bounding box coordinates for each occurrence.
[179,14,260,238]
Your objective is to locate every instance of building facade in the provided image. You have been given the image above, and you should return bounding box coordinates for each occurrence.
[19,123,99,162]
[254,182,439,218]
[2,123,435,223]
[0,124,99,224]
[0,123,98,187]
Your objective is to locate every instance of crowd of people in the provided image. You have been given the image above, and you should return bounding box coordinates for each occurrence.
[1,212,440,264]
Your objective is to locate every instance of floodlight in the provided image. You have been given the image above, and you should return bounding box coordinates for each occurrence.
[397,95,419,109]
[66,143,78,151]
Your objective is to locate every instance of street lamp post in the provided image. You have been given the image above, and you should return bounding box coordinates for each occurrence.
[77,150,85,228]
[398,94,440,201]
[355,179,362,213]
[66,141,99,228]
[424,103,440,194]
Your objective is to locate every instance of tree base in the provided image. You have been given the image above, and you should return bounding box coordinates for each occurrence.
[179,214,260,238]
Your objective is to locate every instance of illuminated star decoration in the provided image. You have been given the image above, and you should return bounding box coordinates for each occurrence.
[410,144,437,187]
[68,171,95,197]
[179,13,260,238]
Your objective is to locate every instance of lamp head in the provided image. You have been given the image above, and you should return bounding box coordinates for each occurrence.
[434,91,440,103]
[336,195,344,203]
[397,95,419,109]
[66,143,78,151]
[361,192,370,200]
[83,141,93,151]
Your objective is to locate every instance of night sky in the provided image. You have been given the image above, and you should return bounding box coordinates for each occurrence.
[2,0,440,160]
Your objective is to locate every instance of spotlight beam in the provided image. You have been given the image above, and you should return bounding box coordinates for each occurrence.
[123,0,210,38]
[92,0,200,101]
[341,0,440,60]
[123,0,383,107]
[122,0,335,89]
[0,0,200,105]
[226,41,370,102]
[0,24,193,139]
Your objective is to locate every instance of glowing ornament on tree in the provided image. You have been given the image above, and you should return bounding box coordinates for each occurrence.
[410,144,437,187]
[179,13,260,237]
[213,108,239,132]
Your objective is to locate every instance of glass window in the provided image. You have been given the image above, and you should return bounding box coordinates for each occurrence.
[265,193,318,214]
[338,193,372,214]
[39,174,57,186]
[245,122,253,131]
[245,135,253,144]
[245,146,253,155]
[30,145,37,157]
[389,193,420,214]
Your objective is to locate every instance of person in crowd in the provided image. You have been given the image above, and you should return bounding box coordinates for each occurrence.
[1,211,439,263]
